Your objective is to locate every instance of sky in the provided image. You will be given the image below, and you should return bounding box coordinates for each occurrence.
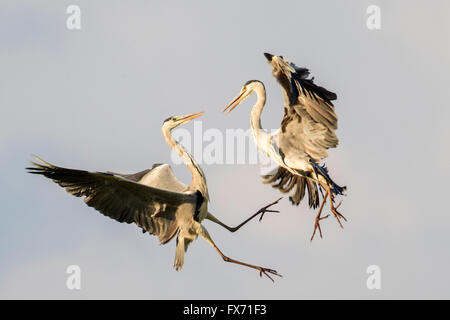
[1,0,449,299]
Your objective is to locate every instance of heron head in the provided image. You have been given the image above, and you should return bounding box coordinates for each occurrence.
[162,112,204,130]
[223,80,262,114]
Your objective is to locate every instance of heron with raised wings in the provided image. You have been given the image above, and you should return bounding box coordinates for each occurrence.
[224,53,346,241]
[27,112,281,281]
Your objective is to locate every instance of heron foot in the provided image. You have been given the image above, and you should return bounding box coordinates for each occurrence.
[257,266,282,282]
[221,255,282,282]
[257,197,282,222]
[310,214,330,241]
[310,191,329,242]
[329,200,346,229]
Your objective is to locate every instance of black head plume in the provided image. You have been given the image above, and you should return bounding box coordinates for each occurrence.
[163,116,174,124]
[244,80,259,86]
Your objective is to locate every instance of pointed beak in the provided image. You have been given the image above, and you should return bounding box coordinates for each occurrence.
[223,89,248,114]
[264,52,274,62]
[180,111,204,123]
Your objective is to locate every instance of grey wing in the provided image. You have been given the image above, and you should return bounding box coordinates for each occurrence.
[279,106,338,163]
[27,157,197,244]
[268,55,339,162]
[109,164,187,193]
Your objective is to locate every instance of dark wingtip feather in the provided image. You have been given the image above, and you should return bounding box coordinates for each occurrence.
[264,52,274,61]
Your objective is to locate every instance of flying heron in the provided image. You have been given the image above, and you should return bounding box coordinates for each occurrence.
[224,53,346,241]
[27,112,281,281]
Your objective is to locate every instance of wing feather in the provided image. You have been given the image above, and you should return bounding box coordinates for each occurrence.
[267,54,339,162]
[27,157,196,244]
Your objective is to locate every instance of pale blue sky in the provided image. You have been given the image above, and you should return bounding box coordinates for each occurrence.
[1,0,449,299]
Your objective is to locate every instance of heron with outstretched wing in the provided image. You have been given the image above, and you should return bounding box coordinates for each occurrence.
[224,53,347,241]
[27,112,281,281]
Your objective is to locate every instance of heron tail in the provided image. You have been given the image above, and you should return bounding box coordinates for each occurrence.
[262,166,320,209]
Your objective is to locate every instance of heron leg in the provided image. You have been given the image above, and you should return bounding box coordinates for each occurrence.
[206,197,282,233]
[199,225,282,282]
[310,191,330,241]
[320,183,346,228]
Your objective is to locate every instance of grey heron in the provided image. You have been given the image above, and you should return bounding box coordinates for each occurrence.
[224,53,346,241]
[27,112,281,281]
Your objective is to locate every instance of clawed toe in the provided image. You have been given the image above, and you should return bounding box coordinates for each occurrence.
[310,186,347,240]
[258,267,282,282]
[330,205,346,228]
[259,209,279,221]
[310,214,329,241]
[257,197,282,222]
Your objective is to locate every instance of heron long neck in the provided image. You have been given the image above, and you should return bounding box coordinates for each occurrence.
[250,83,270,150]
[162,128,209,201]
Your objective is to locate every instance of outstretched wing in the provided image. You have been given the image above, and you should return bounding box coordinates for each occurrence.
[265,53,339,163]
[27,157,197,244]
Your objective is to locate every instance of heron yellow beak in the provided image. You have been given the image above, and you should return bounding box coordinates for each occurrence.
[180,111,204,123]
[223,88,249,114]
